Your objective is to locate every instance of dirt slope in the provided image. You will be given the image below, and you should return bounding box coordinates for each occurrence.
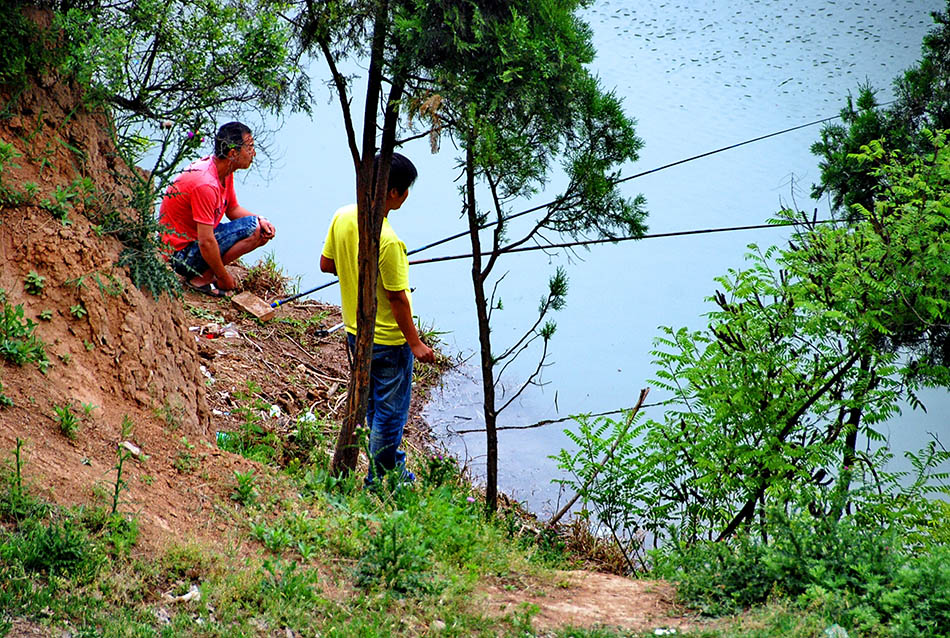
[0,67,705,635]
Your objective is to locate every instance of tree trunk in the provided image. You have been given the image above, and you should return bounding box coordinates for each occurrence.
[464,147,499,512]
[331,0,398,477]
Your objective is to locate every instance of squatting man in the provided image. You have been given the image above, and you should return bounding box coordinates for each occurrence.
[159,121,275,297]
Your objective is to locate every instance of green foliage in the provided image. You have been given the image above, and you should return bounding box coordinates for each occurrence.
[218,381,283,463]
[0,299,48,370]
[0,439,47,522]
[40,184,77,226]
[232,470,257,506]
[653,511,950,637]
[260,559,320,603]
[53,403,81,440]
[390,0,646,512]
[54,0,309,184]
[0,382,12,409]
[23,270,45,295]
[812,3,950,214]
[15,518,102,580]
[355,509,437,594]
[559,133,950,550]
[419,451,459,488]
[0,7,68,93]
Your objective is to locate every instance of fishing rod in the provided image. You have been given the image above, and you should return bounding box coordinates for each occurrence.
[271,108,855,307]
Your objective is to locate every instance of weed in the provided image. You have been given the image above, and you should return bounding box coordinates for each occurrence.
[40,184,76,225]
[69,303,87,319]
[173,438,199,473]
[355,510,437,594]
[154,396,185,430]
[232,470,257,505]
[0,299,48,370]
[23,270,45,295]
[109,444,132,516]
[0,380,12,409]
[53,403,81,440]
[218,381,283,464]
[243,252,291,299]
[0,439,46,521]
[185,302,224,323]
[260,559,319,603]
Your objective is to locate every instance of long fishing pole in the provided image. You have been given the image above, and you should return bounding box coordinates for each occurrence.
[271,109,852,307]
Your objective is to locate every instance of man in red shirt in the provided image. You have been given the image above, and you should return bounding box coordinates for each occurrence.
[159,121,276,296]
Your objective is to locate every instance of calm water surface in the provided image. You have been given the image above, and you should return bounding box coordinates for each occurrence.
[236,0,947,515]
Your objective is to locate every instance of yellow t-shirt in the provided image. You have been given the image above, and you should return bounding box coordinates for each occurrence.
[321,204,412,345]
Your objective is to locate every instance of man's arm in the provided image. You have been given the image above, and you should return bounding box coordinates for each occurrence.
[320,255,336,274]
[384,288,435,363]
[195,222,236,289]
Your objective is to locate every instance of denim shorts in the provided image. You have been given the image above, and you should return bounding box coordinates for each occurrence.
[169,215,259,277]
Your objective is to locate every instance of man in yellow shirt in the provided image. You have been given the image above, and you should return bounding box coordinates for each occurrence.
[320,153,434,486]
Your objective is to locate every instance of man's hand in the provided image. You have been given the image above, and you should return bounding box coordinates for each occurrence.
[215,270,238,291]
[412,341,435,364]
[259,217,276,241]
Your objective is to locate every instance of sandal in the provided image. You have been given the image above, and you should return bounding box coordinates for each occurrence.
[185,281,228,298]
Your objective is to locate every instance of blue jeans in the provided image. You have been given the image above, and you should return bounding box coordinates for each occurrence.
[348,334,414,486]
[169,216,259,278]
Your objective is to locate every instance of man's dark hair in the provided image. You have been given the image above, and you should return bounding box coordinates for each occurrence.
[375,152,418,195]
[214,121,252,158]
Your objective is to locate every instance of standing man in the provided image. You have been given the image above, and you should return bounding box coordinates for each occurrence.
[160,121,276,297]
[320,152,435,487]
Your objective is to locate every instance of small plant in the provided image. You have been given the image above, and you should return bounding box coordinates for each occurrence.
[173,437,198,473]
[109,442,132,515]
[218,381,282,464]
[40,183,76,225]
[0,380,12,409]
[69,303,87,319]
[0,438,45,521]
[53,403,80,440]
[57,352,71,365]
[0,299,48,369]
[232,470,257,505]
[185,302,224,323]
[38,309,52,321]
[243,251,291,299]
[173,450,198,474]
[23,270,45,295]
[355,510,437,594]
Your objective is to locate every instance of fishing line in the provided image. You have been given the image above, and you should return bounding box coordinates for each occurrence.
[274,104,870,306]
[409,219,837,266]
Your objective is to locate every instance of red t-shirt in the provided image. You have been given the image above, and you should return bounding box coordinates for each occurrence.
[159,157,238,251]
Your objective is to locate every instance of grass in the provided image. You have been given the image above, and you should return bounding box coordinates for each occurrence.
[0,437,600,638]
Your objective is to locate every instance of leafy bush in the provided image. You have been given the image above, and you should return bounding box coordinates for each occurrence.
[653,509,950,636]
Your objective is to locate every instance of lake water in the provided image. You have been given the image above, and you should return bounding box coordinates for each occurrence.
[235,0,947,516]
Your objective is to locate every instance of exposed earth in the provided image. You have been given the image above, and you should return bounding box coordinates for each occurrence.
[0,63,708,636]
